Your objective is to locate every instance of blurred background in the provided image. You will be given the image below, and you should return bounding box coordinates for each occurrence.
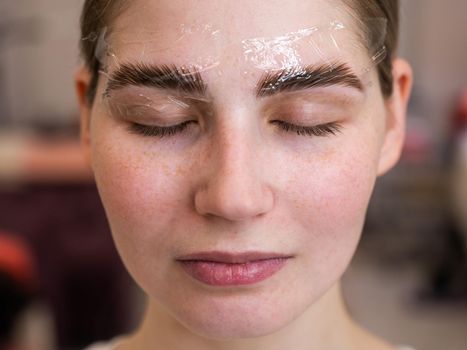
[0,1,466,349]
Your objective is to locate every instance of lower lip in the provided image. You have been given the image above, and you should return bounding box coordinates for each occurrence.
[177,258,290,286]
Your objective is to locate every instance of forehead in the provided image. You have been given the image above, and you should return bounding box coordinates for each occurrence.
[101,0,369,72]
[111,0,352,34]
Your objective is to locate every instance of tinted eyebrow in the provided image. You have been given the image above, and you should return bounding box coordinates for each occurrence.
[104,63,207,96]
[256,62,364,97]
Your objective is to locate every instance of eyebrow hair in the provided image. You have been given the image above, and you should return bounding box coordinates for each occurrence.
[104,63,207,96]
[256,62,364,97]
[104,61,363,100]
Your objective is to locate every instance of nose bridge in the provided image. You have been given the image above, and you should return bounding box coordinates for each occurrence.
[216,119,254,179]
[194,116,274,221]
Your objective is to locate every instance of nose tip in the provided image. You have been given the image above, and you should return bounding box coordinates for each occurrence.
[194,176,274,221]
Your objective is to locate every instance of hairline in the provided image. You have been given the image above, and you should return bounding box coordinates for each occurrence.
[81,0,396,105]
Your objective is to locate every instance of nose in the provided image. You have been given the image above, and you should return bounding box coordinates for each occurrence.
[194,123,274,222]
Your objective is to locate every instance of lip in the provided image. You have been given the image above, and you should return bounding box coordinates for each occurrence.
[176,251,293,286]
[176,250,293,263]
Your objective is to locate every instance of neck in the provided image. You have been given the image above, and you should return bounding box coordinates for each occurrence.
[122,282,377,350]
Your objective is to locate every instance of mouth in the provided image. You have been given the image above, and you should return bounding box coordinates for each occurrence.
[176,251,293,286]
[176,250,293,263]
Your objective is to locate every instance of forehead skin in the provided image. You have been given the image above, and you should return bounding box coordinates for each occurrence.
[104,0,366,69]
[111,0,353,34]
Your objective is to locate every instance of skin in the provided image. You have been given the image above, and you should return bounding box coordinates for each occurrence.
[75,0,412,349]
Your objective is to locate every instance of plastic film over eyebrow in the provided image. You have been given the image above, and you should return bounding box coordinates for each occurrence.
[99,62,213,121]
[240,19,387,96]
[89,21,222,117]
[93,22,223,75]
[85,16,388,116]
[241,19,387,73]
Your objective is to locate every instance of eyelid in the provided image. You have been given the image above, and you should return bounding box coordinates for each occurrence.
[106,98,198,126]
[263,89,365,116]
[104,86,211,109]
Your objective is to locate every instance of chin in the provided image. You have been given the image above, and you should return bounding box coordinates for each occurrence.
[160,286,315,341]
[177,308,293,340]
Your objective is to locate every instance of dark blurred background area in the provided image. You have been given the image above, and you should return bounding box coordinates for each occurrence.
[0,2,139,350]
[0,1,466,350]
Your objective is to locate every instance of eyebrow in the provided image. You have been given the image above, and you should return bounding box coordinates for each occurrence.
[104,61,363,99]
[104,63,207,96]
[256,62,364,97]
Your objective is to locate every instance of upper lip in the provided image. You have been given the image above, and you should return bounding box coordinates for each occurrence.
[176,251,293,263]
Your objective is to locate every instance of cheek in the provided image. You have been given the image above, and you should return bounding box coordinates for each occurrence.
[283,133,379,284]
[92,144,172,228]
[310,152,375,230]
[89,118,194,264]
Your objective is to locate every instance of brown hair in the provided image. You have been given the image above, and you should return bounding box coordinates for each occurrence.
[342,0,399,96]
[79,0,399,104]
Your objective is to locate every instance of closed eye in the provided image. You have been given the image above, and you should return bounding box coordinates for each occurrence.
[271,120,342,137]
[128,120,195,138]
[127,120,342,139]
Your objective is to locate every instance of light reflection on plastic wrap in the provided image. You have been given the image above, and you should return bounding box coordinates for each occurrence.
[93,17,387,73]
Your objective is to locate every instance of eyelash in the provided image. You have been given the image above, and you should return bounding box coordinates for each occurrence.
[129,121,193,137]
[270,120,342,137]
[128,120,342,138]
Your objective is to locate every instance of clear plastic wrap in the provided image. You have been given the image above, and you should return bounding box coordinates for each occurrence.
[82,14,388,133]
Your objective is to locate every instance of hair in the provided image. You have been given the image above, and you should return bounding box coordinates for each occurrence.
[79,0,399,105]
[342,0,399,96]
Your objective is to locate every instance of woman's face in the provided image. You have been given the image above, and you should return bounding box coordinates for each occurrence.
[79,0,402,339]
